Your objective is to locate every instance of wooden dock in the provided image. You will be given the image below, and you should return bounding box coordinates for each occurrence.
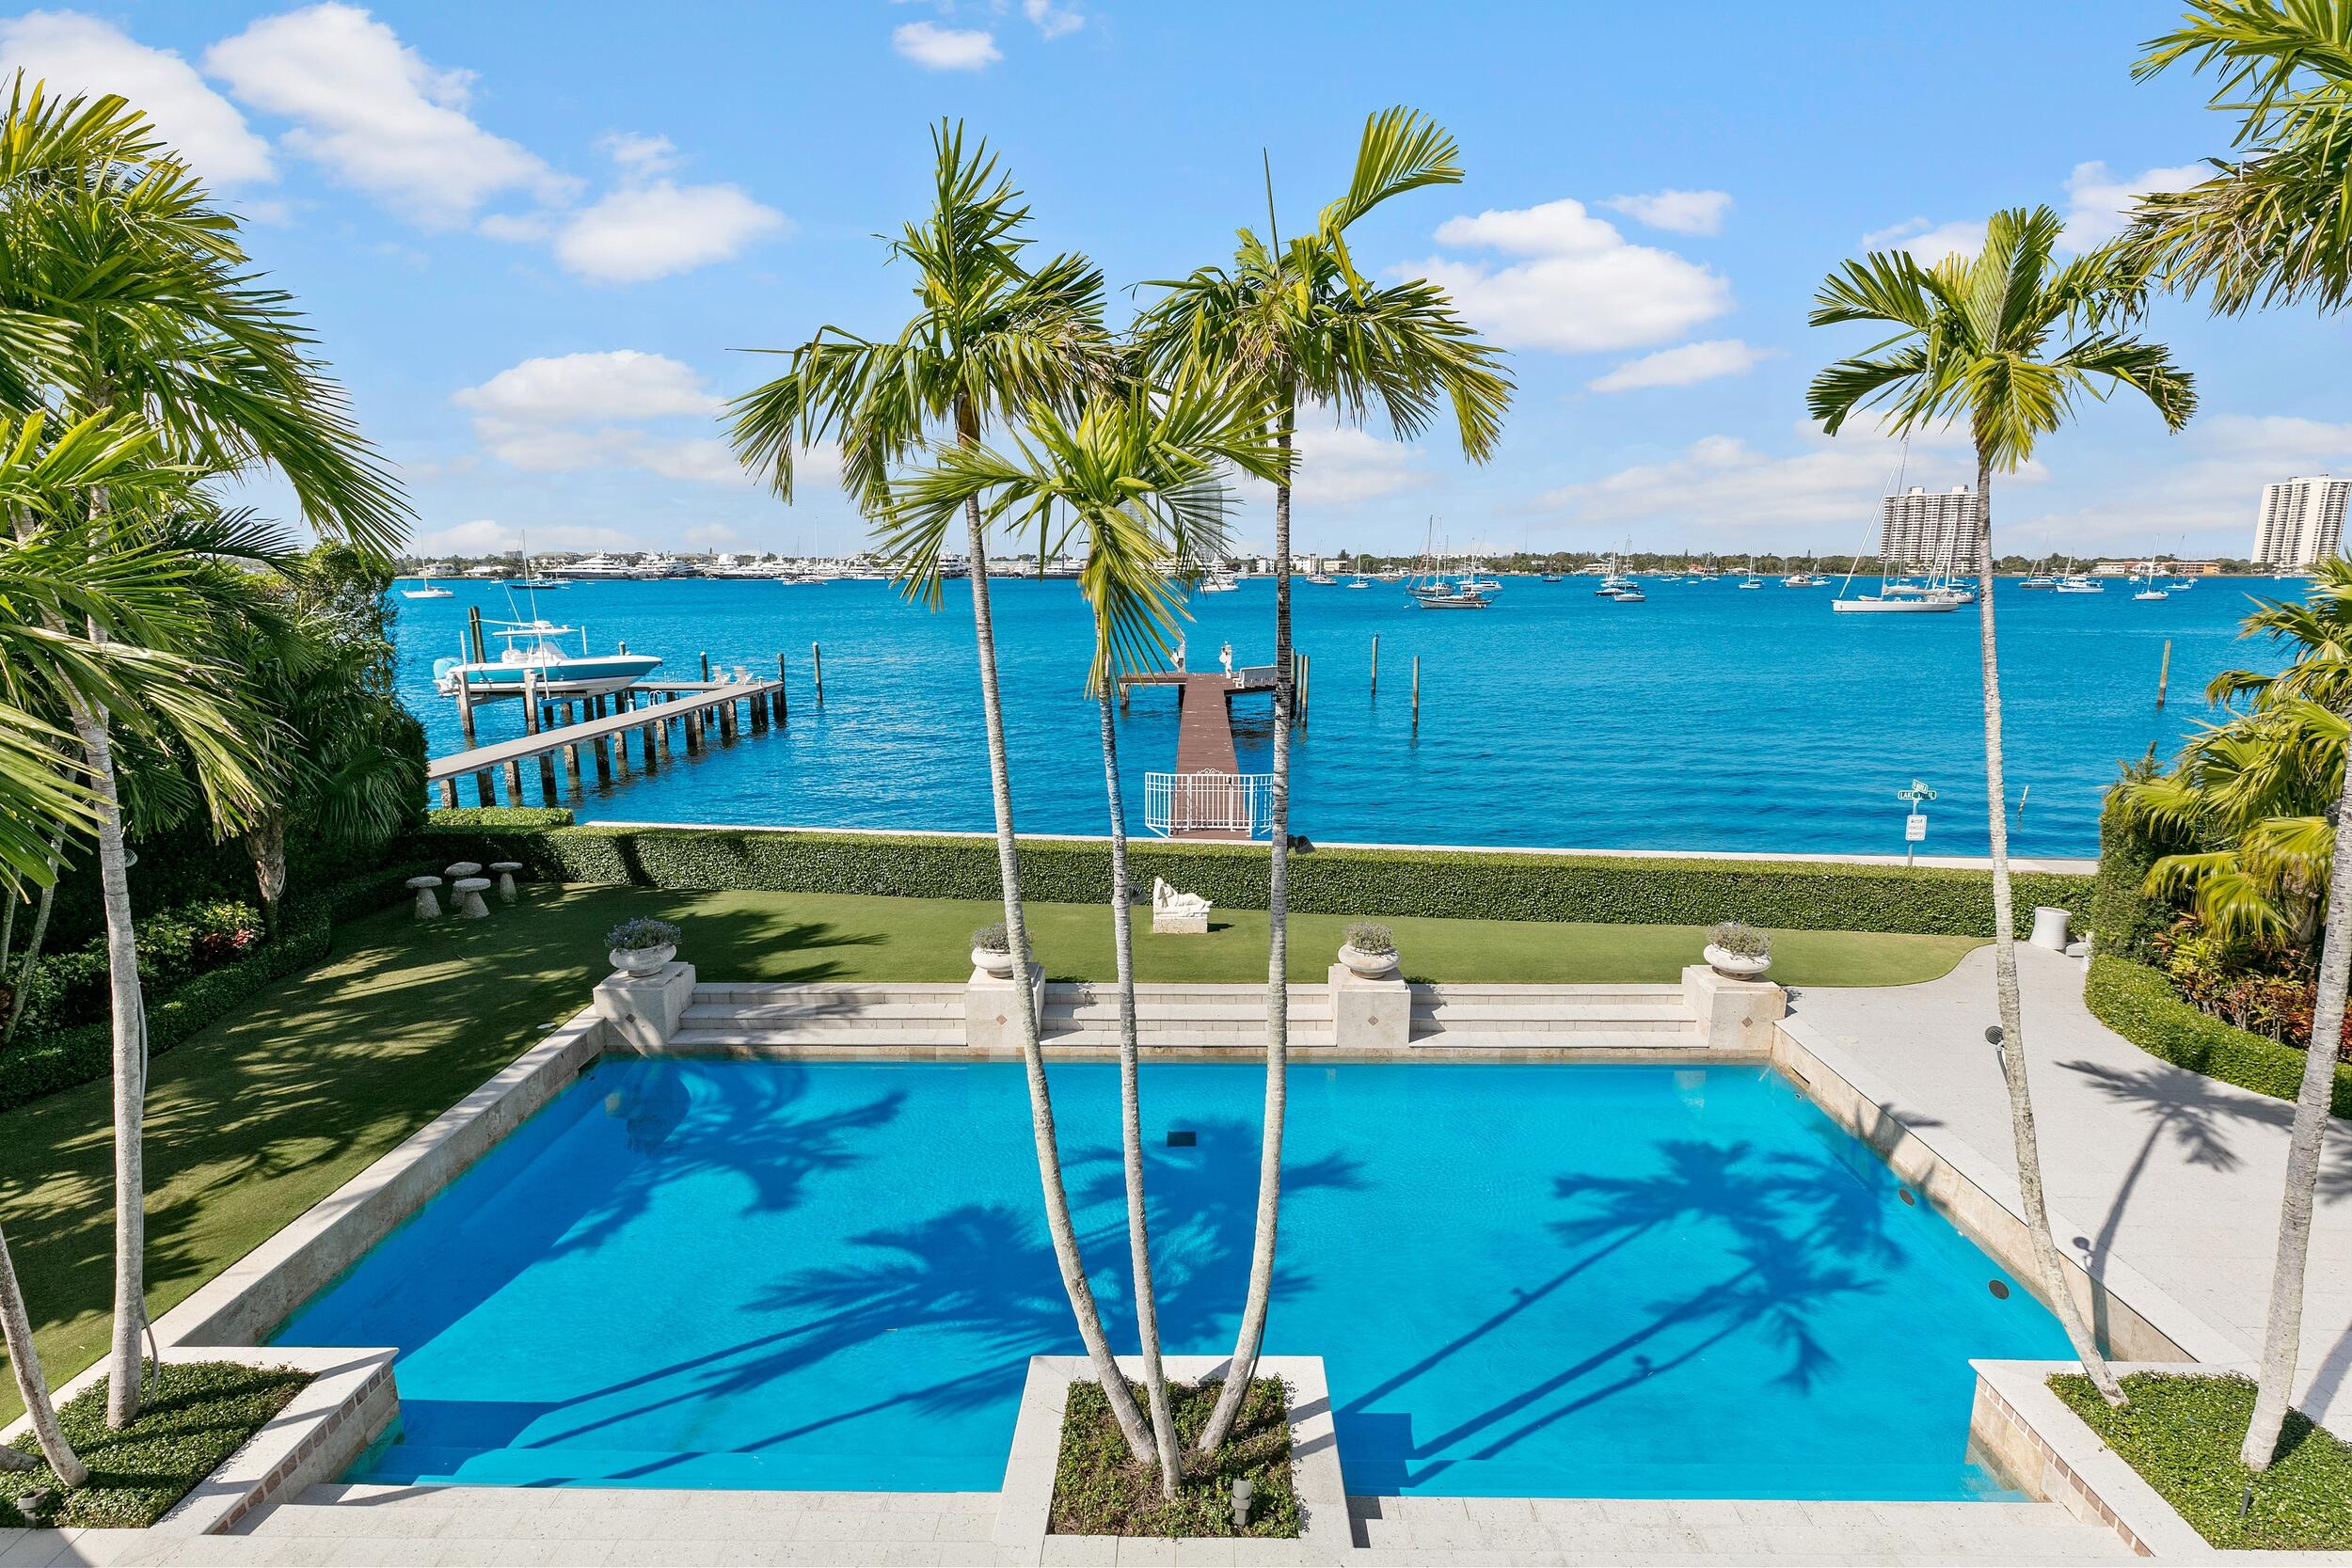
[1119,666,1279,840]
[429,677,786,808]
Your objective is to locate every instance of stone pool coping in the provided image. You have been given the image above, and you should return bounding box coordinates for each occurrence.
[1969,1359,2219,1560]
[995,1354,1349,1560]
[38,985,2196,1545]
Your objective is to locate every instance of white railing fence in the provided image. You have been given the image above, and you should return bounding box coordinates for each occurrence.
[1144,770,1274,837]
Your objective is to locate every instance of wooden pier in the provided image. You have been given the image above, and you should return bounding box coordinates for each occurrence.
[429,676,786,808]
[1119,665,1279,840]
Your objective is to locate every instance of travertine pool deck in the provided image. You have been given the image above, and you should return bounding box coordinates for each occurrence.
[1790,942,2352,1440]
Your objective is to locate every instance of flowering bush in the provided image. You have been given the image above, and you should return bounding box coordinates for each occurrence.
[5,899,263,1038]
[2153,919,2351,1060]
[604,916,680,953]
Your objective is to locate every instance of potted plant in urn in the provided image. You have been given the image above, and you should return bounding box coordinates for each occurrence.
[971,922,1017,980]
[1337,921,1400,979]
[1702,921,1772,979]
[607,916,682,977]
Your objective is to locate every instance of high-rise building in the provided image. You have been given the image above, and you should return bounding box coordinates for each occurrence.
[1878,485,1979,569]
[2251,476,2350,567]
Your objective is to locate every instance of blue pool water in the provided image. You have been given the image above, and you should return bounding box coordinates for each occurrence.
[395,574,2283,858]
[278,1060,2069,1497]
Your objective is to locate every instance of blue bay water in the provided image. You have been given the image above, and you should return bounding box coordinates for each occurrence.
[396,575,2284,857]
[278,1059,2069,1498]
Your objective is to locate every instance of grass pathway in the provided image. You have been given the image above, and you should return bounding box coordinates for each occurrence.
[0,884,1979,1422]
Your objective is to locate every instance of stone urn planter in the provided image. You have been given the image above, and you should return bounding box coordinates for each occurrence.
[611,942,675,977]
[972,945,1018,980]
[1702,944,1772,980]
[1336,923,1400,980]
[1702,921,1772,980]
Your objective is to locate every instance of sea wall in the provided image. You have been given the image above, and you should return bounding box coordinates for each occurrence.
[412,809,2094,938]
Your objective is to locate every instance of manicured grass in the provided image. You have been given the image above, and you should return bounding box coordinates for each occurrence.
[2050,1372,2352,1550]
[1052,1378,1299,1538]
[0,1362,309,1528]
[0,882,1977,1425]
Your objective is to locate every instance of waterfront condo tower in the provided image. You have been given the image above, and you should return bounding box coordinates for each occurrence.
[2251,475,2350,568]
[1878,484,1978,572]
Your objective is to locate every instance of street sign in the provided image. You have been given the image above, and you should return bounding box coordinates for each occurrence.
[1905,813,1928,843]
[1898,779,1938,805]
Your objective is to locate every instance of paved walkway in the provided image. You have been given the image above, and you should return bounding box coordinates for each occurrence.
[1791,942,2352,1436]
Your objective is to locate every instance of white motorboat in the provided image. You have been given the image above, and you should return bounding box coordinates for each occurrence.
[1832,592,1958,613]
[1197,568,1239,594]
[434,619,660,703]
[1609,584,1647,603]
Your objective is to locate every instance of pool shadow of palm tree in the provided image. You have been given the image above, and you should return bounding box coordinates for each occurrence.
[1375,1137,1898,1490]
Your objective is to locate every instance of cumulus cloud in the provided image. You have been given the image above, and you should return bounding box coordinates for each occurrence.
[892,22,999,70]
[0,10,274,183]
[2061,159,2207,246]
[453,351,771,487]
[1588,339,1776,393]
[1023,0,1085,39]
[1601,189,1732,237]
[205,3,571,228]
[1859,214,1985,261]
[411,517,642,555]
[554,177,786,284]
[1408,198,1731,353]
[2010,412,2352,553]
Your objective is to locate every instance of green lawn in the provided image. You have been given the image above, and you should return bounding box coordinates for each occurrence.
[0,883,1979,1424]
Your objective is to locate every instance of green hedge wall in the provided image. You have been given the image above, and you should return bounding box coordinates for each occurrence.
[2084,955,2352,1119]
[406,818,2094,938]
[0,864,428,1114]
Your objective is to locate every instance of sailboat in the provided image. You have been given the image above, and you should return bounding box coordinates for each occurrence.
[1738,556,1763,589]
[1406,523,1492,609]
[2055,559,2104,594]
[1346,553,1373,588]
[1832,446,1963,614]
[2132,560,2169,601]
[401,571,453,600]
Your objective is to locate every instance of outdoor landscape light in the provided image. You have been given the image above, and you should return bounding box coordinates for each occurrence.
[1231,1477,1254,1529]
[1984,1025,2004,1047]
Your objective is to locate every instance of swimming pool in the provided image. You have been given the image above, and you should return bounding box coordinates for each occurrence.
[276,1059,2068,1498]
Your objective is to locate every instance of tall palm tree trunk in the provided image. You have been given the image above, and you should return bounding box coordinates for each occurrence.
[952,407,1156,1465]
[2237,762,2352,1466]
[1973,450,2124,1407]
[1,833,62,1044]
[1097,681,1180,1496]
[0,1219,87,1486]
[1202,409,1296,1453]
[65,690,147,1429]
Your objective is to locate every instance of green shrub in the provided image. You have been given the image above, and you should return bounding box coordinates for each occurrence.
[1342,921,1395,955]
[408,818,2094,938]
[2088,755,2185,965]
[0,865,423,1113]
[1052,1378,1300,1539]
[2084,955,2352,1118]
[9,898,265,1036]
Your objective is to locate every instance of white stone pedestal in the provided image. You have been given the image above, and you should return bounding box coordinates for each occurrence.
[1681,963,1787,1051]
[965,962,1045,1051]
[594,961,697,1054]
[1150,911,1208,935]
[1328,964,1410,1052]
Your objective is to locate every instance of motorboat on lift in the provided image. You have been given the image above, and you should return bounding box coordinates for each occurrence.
[434,620,661,703]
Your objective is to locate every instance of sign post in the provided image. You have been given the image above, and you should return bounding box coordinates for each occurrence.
[1897,778,1937,866]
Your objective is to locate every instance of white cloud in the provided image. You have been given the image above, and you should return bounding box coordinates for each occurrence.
[2010,413,2352,553]
[599,131,678,176]
[1601,189,1732,237]
[453,350,720,424]
[1861,214,1985,261]
[2061,160,2207,247]
[684,522,746,549]
[1588,339,1776,393]
[1231,418,1426,511]
[635,436,755,486]
[892,22,999,70]
[553,178,786,284]
[0,10,273,183]
[204,3,572,228]
[1023,0,1085,39]
[410,517,643,555]
[1409,198,1732,353]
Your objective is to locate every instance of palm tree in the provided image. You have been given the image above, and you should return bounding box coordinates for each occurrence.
[1135,108,1510,1449]
[1808,207,2195,1407]
[727,123,1161,1462]
[2132,0,2352,1467]
[0,78,405,1426]
[0,1217,84,1485]
[890,374,1288,1494]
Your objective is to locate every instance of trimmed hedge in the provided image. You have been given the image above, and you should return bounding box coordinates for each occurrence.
[405,817,2094,938]
[0,863,428,1113]
[2084,955,2352,1120]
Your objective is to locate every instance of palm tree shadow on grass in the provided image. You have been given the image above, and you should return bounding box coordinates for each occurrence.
[1376,1137,1899,1488]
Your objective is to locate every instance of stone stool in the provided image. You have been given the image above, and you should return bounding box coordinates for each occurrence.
[451,877,493,919]
[445,860,483,882]
[489,861,522,905]
[405,875,444,920]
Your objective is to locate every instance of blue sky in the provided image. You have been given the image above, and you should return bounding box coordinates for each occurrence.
[6,1,2348,561]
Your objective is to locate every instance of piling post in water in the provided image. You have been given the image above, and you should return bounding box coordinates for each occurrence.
[437,778,457,809]
[1411,657,1421,732]
[700,651,711,683]
[474,764,498,806]
[775,654,789,723]
[750,682,768,733]
[467,606,485,663]
[1370,633,1378,694]
[655,711,672,760]
[453,670,478,747]
[592,721,612,785]
[686,707,703,755]
[563,731,582,791]
[812,641,824,705]
[2157,639,2172,708]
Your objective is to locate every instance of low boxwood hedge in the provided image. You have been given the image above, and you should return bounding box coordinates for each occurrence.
[0,863,428,1114]
[405,816,2093,938]
[2084,955,2352,1119]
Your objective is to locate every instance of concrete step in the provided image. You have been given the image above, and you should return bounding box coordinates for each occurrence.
[1405,1026,1701,1049]
[684,1001,965,1023]
[669,1026,967,1049]
[693,982,966,1002]
[1412,982,1684,1003]
[1042,1027,1339,1049]
[1410,1001,1693,1023]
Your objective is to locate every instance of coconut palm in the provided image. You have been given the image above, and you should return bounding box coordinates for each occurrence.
[889,374,1288,1492]
[2132,0,2352,1467]
[0,79,405,1427]
[726,123,1162,1460]
[0,1217,84,1485]
[1134,107,1511,1449]
[1808,206,2195,1407]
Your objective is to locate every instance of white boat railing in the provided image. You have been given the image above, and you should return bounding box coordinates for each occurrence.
[1145,770,1273,837]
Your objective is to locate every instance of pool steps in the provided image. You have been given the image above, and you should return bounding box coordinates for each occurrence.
[664,978,1709,1052]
